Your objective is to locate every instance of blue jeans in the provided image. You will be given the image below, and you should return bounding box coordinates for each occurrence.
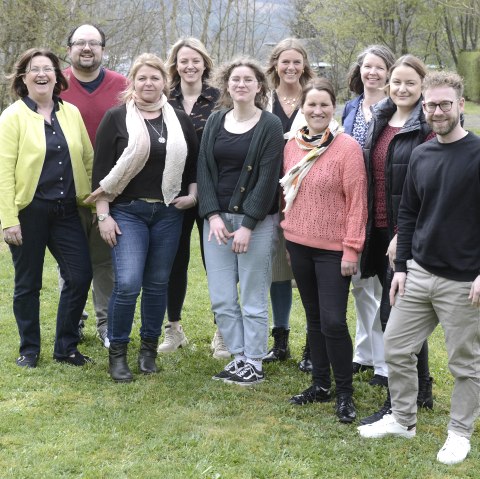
[203,213,275,359]
[11,198,92,357]
[108,200,183,343]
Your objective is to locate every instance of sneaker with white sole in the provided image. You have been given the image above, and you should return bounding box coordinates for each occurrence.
[212,359,245,381]
[157,325,188,353]
[437,430,471,465]
[224,363,264,386]
[211,329,231,359]
[358,413,416,439]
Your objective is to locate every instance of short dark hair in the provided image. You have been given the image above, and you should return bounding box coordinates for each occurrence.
[7,48,69,99]
[67,24,106,47]
[301,77,336,107]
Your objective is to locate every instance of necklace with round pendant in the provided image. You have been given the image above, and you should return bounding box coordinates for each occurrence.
[146,117,166,143]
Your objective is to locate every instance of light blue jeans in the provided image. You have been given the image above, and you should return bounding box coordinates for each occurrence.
[204,213,275,359]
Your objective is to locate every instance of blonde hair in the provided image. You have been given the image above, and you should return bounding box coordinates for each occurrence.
[211,57,269,109]
[265,38,314,88]
[166,37,214,89]
[120,53,169,103]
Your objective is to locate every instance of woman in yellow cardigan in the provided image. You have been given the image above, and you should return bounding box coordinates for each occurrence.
[0,48,93,368]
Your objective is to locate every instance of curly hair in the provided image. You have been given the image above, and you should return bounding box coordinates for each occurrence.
[422,70,464,98]
[210,57,269,109]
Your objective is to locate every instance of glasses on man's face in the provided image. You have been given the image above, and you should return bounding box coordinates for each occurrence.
[70,39,103,48]
[27,67,55,74]
[423,101,454,113]
[229,77,258,86]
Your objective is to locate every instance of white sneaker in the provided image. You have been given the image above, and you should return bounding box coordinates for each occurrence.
[157,325,188,353]
[437,430,471,465]
[358,413,416,439]
[211,329,231,359]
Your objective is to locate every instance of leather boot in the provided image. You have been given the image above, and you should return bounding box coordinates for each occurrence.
[109,342,133,382]
[138,338,159,374]
[417,376,434,409]
[298,335,313,372]
[263,327,290,362]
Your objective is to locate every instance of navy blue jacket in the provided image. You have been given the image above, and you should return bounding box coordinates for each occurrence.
[342,94,363,135]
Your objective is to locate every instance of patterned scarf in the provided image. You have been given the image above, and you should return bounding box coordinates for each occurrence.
[86,93,187,206]
[280,119,343,212]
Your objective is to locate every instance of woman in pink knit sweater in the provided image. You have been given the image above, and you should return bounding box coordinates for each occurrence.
[281,77,367,423]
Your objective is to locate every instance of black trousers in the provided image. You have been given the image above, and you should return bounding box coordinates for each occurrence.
[11,198,92,357]
[287,241,353,395]
[167,206,205,322]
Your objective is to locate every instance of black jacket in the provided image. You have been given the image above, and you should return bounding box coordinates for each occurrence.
[361,96,432,278]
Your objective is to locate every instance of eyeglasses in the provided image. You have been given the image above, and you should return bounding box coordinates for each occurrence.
[70,39,104,48]
[229,77,258,86]
[27,67,55,74]
[423,101,454,113]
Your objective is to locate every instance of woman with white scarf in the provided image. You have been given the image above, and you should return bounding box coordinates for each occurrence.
[87,53,198,382]
[281,78,367,422]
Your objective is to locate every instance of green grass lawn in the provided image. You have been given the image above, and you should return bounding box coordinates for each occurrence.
[0,233,477,478]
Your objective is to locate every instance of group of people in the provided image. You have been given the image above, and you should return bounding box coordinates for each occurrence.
[0,24,478,466]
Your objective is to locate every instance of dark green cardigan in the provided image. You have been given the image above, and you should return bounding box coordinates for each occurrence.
[197,109,284,230]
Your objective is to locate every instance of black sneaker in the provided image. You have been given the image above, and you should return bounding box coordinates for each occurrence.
[16,354,39,368]
[369,374,388,387]
[212,359,245,381]
[289,384,332,405]
[53,351,94,366]
[224,363,264,386]
[335,393,356,423]
[359,402,392,425]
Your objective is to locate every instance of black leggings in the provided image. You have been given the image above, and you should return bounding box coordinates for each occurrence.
[167,206,205,322]
[369,227,430,381]
[287,241,353,395]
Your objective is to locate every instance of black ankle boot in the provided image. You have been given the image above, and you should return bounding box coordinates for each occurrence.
[109,342,133,382]
[138,338,159,374]
[298,335,312,372]
[417,376,434,409]
[263,327,291,362]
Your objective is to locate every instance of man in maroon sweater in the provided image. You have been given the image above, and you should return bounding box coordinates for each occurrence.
[60,24,127,347]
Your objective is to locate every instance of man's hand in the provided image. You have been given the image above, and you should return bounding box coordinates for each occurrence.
[469,275,480,307]
[390,272,407,306]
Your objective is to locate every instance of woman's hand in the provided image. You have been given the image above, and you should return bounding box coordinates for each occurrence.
[3,225,22,246]
[98,216,122,247]
[341,260,357,277]
[208,216,232,245]
[171,195,196,210]
[232,226,251,254]
[386,234,397,270]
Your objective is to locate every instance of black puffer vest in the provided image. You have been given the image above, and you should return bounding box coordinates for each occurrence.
[361,96,432,278]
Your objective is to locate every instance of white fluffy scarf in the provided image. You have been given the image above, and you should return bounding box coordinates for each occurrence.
[87,93,187,206]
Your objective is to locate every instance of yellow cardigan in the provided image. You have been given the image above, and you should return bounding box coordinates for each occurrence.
[0,99,93,229]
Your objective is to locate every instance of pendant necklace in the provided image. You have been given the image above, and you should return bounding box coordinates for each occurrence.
[145,117,166,143]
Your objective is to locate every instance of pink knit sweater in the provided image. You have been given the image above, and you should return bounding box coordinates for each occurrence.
[281,133,367,262]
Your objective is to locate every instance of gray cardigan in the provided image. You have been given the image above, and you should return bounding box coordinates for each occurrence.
[197,109,284,230]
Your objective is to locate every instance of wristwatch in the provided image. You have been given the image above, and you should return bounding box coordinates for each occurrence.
[97,213,110,221]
